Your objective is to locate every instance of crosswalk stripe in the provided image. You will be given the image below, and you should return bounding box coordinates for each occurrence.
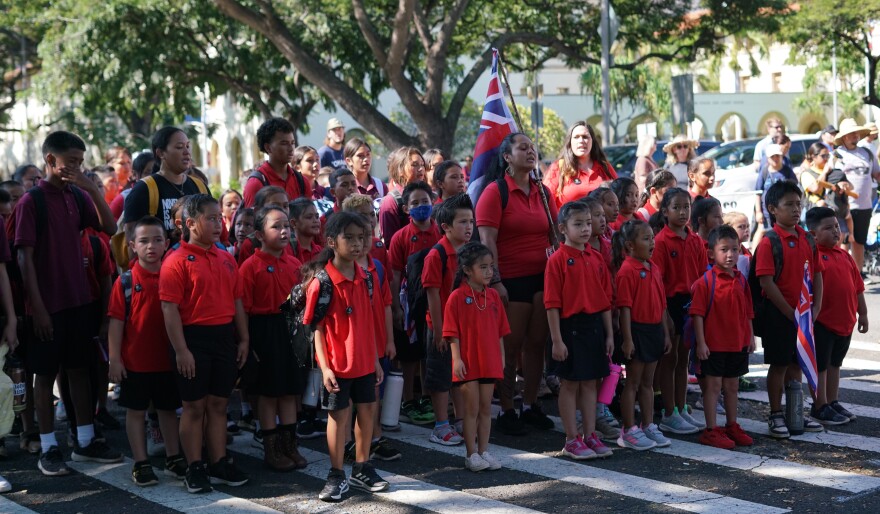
[745,357,880,373]
[392,424,790,513]
[841,376,880,391]
[67,458,281,513]
[0,496,39,514]
[738,390,880,421]
[847,341,880,353]
[227,438,543,514]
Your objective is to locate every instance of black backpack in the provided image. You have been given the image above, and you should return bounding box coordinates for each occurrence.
[403,243,448,347]
[748,229,816,336]
[249,167,306,197]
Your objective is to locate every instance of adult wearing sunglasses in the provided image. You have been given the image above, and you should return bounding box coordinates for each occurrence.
[753,118,786,165]
[662,135,698,185]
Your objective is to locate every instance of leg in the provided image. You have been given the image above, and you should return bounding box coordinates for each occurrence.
[259,396,279,432]
[521,293,550,406]
[156,410,181,457]
[278,396,298,426]
[34,374,55,437]
[638,362,659,426]
[65,367,95,427]
[557,380,579,439]
[657,341,678,414]
[327,407,351,470]
[827,366,842,403]
[460,381,479,456]
[853,241,865,272]
[499,302,530,411]
[205,395,228,463]
[179,398,207,464]
[401,361,418,402]
[816,370,829,407]
[450,386,464,421]
[721,377,739,425]
[476,383,494,454]
[353,402,376,463]
[673,338,689,410]
[766,364,787,412]
[430,391,449,423]
[126,409,148,462]
[701,376,722,429]
[578,380,598,436]
[621,361,644,429]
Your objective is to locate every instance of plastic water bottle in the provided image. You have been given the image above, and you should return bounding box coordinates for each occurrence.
[6,352,26,413]
[785,380,804,435]
[380,372,404,427]
[597,362,622,405]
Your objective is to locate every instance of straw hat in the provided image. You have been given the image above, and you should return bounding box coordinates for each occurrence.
[865,122,879,135]
[662,134,699,154]
[834,118,870,145]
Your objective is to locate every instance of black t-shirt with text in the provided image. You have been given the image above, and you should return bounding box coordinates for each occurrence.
[123,173,204,234]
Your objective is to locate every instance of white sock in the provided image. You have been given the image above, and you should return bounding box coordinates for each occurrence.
[77,424,95,447]
[254,420,261,431]
[241,402,251,416]
[522,403,532,413]
[40,432,58,453]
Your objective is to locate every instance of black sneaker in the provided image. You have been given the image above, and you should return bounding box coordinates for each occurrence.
[370,437,402,461]
[343,440,356,463]
[520,405,554,430]
[830,400,857,421]
[131,460,159,487]
[227,418,241,436]
[208,456,249,486]
[738,377,758,392]
[349,462,389,492]
[38,446,71,476]
[238,412,256,432]
[496,409,527,436]
[164,454,187,480]
[767,412,790,439]
[319,468,349,502]
[185,461,213,494]
[71,438,123,463]
[812,403,849,426]
[296,419,321,440]
[251,429,263,450]
[803,416,824,432]
[95,408,121,430]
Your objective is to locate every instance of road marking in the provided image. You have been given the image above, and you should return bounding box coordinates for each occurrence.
[68,458,281,513]
[738,390,880,421]
[744,358,880,375]
[0,496,39,514]
[393,424,789,513]
[227,438,542,514]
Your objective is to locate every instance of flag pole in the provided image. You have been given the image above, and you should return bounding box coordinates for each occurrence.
[496,49,559,249]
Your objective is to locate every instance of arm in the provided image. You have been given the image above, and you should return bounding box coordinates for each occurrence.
[233,298,249,369]
[661,309,673,354]
[811,271,823,320]
[426,288,445,351]
[391,269,403,329]
[18,247,51,342]
[758,275,793,321]
[383,304,396,359]
[857,293,869,333]
[107,318,126,383]
[313,325,339,393]
[449,337,466,380]
[479,226,508,304]
[161,301,194,378]
[547,308,567,362]
[64,168,117,235]
[620,307,634,359]
[602,309,613,356]
[694,316,709,360]
[0,263,16,350]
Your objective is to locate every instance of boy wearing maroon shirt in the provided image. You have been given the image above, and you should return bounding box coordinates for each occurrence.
[14,131,121,476]
[806,207,869,425]
[243,118,312,207]
[108,216,185,485]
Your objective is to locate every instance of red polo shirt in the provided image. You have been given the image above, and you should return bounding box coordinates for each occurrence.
[688,268,753,352]
[388,220,441,272]
[366,259,392,356]
[636,202,657,222]
[107,261,171,372]
[595,235,613,271]
[754,224,824,308]
[242,161,312,208]
[240,249,303,315]
[421,236,459,329]
[303,261,376,378]
[615,257,666,324]
[476,175,559,279]
[293,239,323,265]
[544,244,612,318]
[81,229,115,302]
[443,284,510,382]
[609,213,633,232]
[236,236,295,266]
[653,225,708,297]
[369,237,391,284]
[159,240,243,326]
[543,160,618,209]
[816,244,863,336]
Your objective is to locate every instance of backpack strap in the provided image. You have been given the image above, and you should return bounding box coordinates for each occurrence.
[364,267,374,301]
[27,187,47,237]
[70,186,86,230]
[763,229,784,282]
[433,243,448,278]
[89,235,103,274]
[704,271,717,319]
[248,170,269,188]
[144,175,160,217]
[294,170,306,197]
[372,258,386,286]
[119,270,133,320]
[191,176,208,194]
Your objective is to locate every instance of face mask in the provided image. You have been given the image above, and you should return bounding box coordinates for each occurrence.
[410,204,432,222]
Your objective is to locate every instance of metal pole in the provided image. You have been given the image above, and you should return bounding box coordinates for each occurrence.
[832,42,839,125]
[533,70,540,153]
[600,0,611,144]
[20,33,31,163]
[201,84,208,170]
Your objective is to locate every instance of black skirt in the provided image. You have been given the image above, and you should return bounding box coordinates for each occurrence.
[630,321,665,364]
[249,314,307,397]
[555,312,610,381]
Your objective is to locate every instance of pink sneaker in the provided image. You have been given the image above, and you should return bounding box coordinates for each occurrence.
[586,432,613,458]
[561,435,597,460]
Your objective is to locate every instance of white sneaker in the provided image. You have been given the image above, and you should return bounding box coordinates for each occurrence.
[642,423,672,448]
[465,453,490,472]
[480,451,502,470]
[659,407,699,435]
[679,405,706,429]
[0,474,10,493]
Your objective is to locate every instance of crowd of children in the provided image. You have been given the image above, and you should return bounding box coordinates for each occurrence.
[0,122,872,503]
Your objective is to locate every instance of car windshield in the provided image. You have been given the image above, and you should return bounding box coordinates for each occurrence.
[605,146,637,171]
[701,143,755,170]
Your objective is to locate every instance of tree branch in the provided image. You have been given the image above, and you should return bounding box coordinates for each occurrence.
[424,0,470,109]
[411,0,433,54]
[350,0,388,67]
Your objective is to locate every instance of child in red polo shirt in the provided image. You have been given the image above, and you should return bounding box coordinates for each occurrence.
[240,206,307,471]
[582,197,613,271]
[688,158,715,200]
[423,193,474,447]
[692,225,755,449]
[320,168,358,229]
[723,211,752,276]
[445,242,510,472]
[388,181,440,423]
[806,206,868,425]
[636,170,677,222]
[546,201,614,460]
[589,187,619,239]
[754,181,824,438]
[609,177,639,232]
[304,212,388,501]
[231,207,255,255]
[160,194,250,493]
[691,197,723,265]
[343,194,389,281]
[613,220,673,450]
[288,197,323,263]
[108,216,185,486]
[653,187,706,435]
[242,118,311,208]
[236,186,289,265]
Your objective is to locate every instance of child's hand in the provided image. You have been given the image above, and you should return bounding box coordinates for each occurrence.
[551,341,568,362]
[375,364,384,386]
[235,340,249,369]
[2,319,17,351]
[453,358,467,381]
[622,338,635,360]
[696,342,710,361]
[859,315,869,334]
[493,282,509,308]
[323,368,340,393]
[385,341,396,360]
[605,335,614,357]
[108,358,126,383]
[433,331,447,352]
[33,308,53,342]
[663,335,672,355]
[176,349,196,379]
[749,337,757,353]
[785,308,796,323]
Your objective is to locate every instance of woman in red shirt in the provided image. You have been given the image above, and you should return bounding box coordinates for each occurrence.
[543,122,617,209]
[475,132,558,436]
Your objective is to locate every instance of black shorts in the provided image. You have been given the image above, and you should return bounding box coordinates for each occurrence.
[27,304,97,376]
[760,302,798,366]
[851,208,872,245]
[119,371,182,411]
[666,293,691,335]
[424,328,452,393]
[700,350,749,378]
[323,373,377,411]
[173,324,238,402]
[555,312,610,381]
[501,273,544,304]
[249,314,306,397]
[393,326,426,363]
[630,322,665,363]
[455,378,497,385]
[814,321,852,372]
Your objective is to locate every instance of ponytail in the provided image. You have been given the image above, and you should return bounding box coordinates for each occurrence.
[612,219,648,271]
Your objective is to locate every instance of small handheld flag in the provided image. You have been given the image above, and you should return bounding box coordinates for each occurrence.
[468,49,518,184]
[795,261,819,395]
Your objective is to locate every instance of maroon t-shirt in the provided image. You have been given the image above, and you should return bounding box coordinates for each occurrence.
[14,180,101,315]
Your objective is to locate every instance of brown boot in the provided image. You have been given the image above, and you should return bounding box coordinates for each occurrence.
[262,429,296,471]
[279,424,308,469]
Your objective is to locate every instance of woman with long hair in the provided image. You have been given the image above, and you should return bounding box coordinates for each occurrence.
[543,122,616,209]
[378,146,426,245]
[662,135,698,185]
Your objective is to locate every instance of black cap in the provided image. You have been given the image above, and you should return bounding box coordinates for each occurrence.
[822,124,838,135]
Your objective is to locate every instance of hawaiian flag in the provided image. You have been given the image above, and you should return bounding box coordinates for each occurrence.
[469,49,518,183]
[795,261,819,395]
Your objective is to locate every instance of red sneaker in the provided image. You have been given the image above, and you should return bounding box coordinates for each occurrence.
[725,422,754,446]
[698,427,735,449]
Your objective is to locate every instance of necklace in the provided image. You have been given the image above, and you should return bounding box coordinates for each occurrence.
[467,283,488,311]
[160,171,188,196]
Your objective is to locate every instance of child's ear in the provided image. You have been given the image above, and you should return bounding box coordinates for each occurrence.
[163,239,170,251]
[255,230,264,242]
[128,240,136,254]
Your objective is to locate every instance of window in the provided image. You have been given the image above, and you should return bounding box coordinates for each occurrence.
[772,72,782,93]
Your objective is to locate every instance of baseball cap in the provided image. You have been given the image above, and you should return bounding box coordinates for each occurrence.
[326,118,344,131]
[822,124,838,135]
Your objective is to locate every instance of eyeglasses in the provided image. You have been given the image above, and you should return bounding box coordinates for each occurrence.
[674,144,688,150]
[771,125,783,130]
[819,153,830,158]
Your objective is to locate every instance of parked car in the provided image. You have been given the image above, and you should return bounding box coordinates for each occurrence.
[606,140,721,177]
[708,134,820,193]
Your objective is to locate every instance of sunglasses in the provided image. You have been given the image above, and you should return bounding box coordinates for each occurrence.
[674,144,689,150]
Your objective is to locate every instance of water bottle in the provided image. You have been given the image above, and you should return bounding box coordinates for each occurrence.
[380,372,404,427]
[785,380,804,436]
[597,361,622,405]
[6,352,26,413]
